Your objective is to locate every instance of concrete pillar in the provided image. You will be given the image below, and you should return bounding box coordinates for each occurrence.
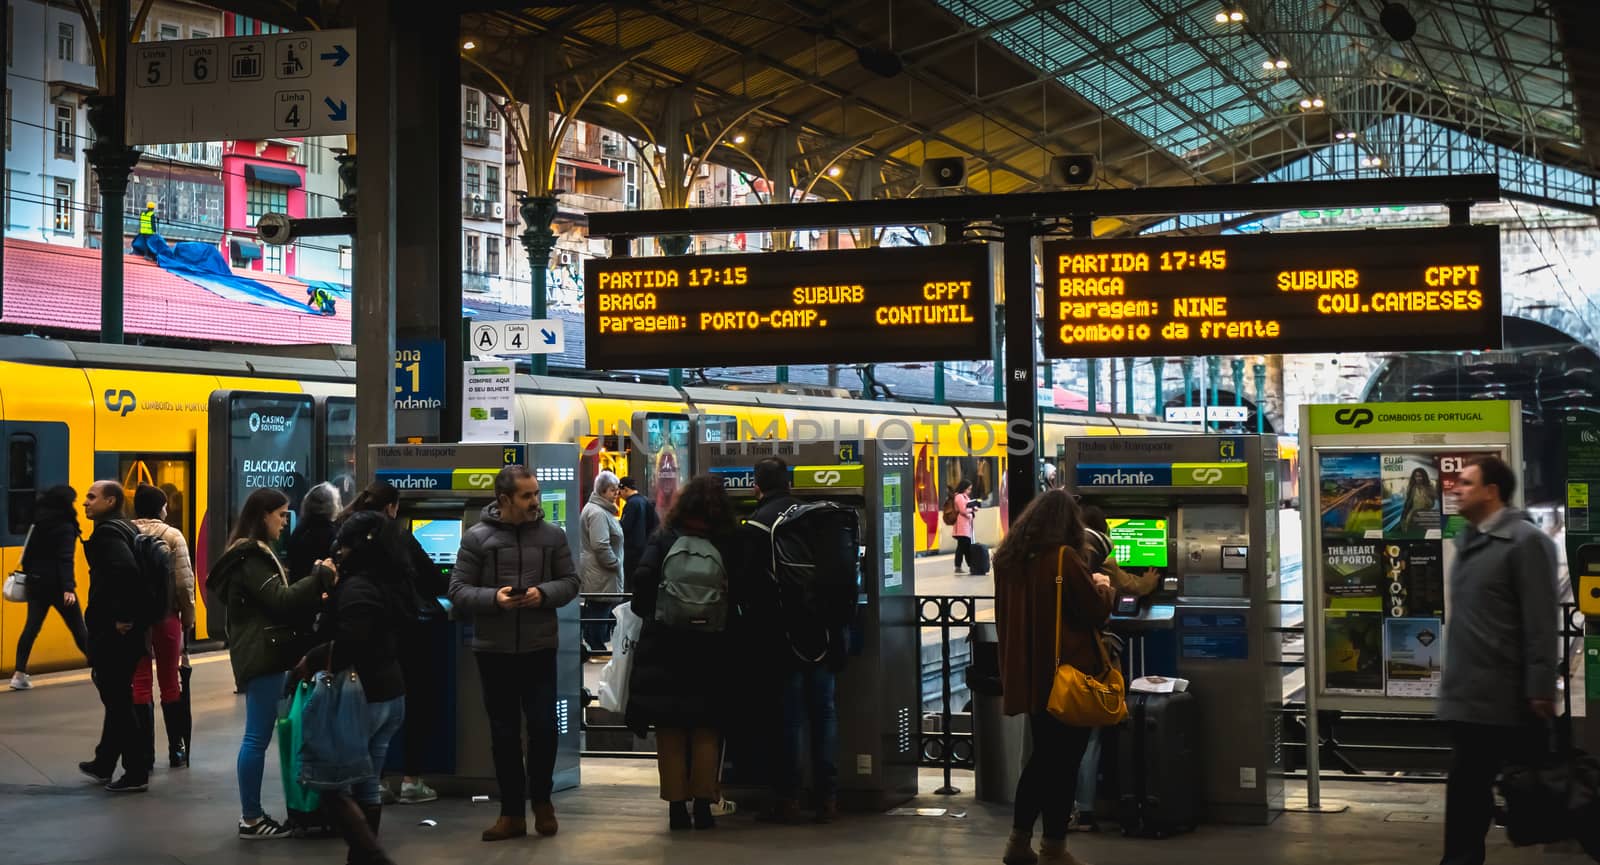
[392,7,461,442]
[354,0,399,479]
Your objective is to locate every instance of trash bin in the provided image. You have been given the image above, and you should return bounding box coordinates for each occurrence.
[968,622,1031,804]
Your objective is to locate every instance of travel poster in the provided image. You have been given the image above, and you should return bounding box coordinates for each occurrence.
[1385,617,1444,698]
[1397,542,1445,620]
[1382,453,1441,538]
[1323,540,1383,612]
[1320,453,1383,538]
[1325,610,1385,695]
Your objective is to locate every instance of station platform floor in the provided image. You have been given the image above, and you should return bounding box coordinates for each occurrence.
[2,652,1590,865]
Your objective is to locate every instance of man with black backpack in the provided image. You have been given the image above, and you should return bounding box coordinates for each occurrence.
[743,457,859,824]
[78,480,167,793]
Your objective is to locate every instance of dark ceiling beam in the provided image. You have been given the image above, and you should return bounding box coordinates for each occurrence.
[1548,0,1600,167]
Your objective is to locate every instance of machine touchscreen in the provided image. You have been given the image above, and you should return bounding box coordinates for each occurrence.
[411,519,463,567]
[1107,517,1170,569]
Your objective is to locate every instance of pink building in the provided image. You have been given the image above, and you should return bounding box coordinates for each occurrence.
[220,140,306,275]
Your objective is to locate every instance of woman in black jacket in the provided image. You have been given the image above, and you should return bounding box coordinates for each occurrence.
[287,482,342,583]
[626,475,740,831]
[299,511,415,865]
[10,486,89,690]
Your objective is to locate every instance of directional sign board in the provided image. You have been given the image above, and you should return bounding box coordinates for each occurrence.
[126,29,355,144]
[1165,405,1250,424]
[470,319,564,357]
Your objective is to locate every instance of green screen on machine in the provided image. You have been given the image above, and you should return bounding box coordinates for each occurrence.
[1107,518,1169,568]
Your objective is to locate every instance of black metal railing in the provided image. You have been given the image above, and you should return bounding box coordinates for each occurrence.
[576,591,655,759]
[916,594,991,795]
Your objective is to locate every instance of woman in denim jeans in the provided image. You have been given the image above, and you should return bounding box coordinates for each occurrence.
[208,489,334,840]
[298,511,416,865]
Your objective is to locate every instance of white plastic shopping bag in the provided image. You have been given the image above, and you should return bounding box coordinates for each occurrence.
[597,601,643,713]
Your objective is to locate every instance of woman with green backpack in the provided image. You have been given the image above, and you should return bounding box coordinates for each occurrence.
[625,475,742,832]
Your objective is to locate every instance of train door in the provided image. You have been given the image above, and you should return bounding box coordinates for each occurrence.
[0,423,71,671]
[103,455,197,540]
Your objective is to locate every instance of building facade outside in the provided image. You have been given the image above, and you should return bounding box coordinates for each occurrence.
[5,0,97,247]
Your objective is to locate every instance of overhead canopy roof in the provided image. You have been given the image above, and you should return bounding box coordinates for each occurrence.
[218,1,1600,221]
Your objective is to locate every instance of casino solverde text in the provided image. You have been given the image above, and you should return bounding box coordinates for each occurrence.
[1039,225,1501,359]
[583,245,995,368]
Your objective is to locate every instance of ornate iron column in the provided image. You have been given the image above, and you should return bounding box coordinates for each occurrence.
[86,95,140,345]
[519,194,559,376]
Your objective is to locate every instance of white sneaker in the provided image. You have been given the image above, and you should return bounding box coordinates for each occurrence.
[710,798,737,817]
[399,778,438,804]
[9,671,30,691]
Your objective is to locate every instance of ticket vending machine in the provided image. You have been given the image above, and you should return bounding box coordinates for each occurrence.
[370,442,582,795]
[1063,433,1283,825]
[697,437,919,811]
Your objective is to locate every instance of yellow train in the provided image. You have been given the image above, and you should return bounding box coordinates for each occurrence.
[0,336,1184,674]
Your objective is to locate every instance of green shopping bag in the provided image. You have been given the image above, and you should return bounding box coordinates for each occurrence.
[277,680,322,815]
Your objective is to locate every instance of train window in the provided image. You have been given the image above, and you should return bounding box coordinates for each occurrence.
[324,397,357,502]
[7,433,38,533]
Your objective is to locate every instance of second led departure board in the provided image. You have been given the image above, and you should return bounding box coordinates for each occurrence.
[1040,225,1502,359]
[583,244,995,369]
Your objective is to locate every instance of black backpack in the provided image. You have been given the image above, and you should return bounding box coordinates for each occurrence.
[748,501,860,666]
[118,523,172,623]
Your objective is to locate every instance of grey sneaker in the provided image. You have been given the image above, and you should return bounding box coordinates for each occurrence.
[399,778,438,804]
[9,671,31,690]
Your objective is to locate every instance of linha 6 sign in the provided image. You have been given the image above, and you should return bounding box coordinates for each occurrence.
[1040,225,1501,359]
[583,245,995,369]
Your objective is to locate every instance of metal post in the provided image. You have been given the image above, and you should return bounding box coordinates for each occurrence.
[992,302,1005,405]
[353,0,398,480]
[1152,356,1165,415]
[1002,220,1039,518]
[1207,356,1221,432]
[1232,357,1245,406]
[1182,358,1195,408]
[1086,359,1098,412]
[1124,357,1135,414]
[87,0,137,345]
[520,195,559,377]
[776,366,788,384]
[1254,363,1267,434]
[934,599,959,795]
[933,361,945,404]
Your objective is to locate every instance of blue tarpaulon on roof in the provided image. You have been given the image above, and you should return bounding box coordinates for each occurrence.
[141,233,319,314]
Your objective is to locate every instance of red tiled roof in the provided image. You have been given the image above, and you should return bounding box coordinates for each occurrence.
[1,238,351,344]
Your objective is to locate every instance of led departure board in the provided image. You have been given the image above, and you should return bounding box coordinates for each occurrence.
[1040,225,1501,359]
[583,245,994,369]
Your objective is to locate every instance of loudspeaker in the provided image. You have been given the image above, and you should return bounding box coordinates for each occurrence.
[1049,154,1096,187]
[920,157,967,189]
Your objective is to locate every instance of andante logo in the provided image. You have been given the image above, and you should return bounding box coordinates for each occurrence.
[391,476,443,490]
[1090,468,1158,486]
[1334,408,1374,429]
[104,389,137,416]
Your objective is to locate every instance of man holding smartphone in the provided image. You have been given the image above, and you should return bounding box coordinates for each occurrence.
[449,465,580,843]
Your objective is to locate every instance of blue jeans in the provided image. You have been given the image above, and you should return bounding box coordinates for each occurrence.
[1076,727,1103,812]
[778,666,838,801]
[352,697,406,806]
[237,672,287,820]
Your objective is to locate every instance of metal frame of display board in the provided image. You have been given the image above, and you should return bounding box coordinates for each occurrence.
[1300,400,1522,717]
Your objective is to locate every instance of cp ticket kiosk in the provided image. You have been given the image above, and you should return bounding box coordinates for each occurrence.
[1063,434,1284,825]
[698,437,918,811]
[370,442,582,795]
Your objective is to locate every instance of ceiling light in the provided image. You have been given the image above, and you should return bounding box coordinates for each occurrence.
[1262,60,1274,70]
[1216,12,1229,23]
[1230,10,1244,21]
[1275,58,1290,69]
[614,92,629,104]
[733,133,747,145]
[828,166,842,177]
[1312,97,1325,108]
[1299,98,1313,109]
[462,39,477,51]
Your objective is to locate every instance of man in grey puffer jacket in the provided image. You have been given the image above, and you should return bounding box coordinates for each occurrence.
[1436,455,1558,865]
[579,470,625,652]
[449,465,579,843]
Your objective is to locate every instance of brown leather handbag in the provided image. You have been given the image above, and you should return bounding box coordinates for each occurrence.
[1045,546,1128,726]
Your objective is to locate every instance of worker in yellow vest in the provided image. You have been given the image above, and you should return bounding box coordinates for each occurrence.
[132,201,158,260]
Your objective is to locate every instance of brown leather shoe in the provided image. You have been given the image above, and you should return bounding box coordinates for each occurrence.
[481,816,526,842]
[532,801,558,836]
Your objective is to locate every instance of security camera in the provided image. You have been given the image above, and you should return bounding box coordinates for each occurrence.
[256,212,294,246]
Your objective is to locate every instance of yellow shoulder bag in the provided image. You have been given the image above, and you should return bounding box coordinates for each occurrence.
[1046,545,1128,726]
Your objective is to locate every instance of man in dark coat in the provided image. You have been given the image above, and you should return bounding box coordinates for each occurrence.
[79,481,158,793]
[618,476,659,586]
[1436,455,1558,865]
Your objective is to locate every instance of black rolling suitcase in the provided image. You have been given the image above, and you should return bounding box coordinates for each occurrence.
[1116,690,1200,838]
[967,543,990,576]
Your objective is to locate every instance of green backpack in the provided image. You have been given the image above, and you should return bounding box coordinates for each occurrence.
[656,534,729,632]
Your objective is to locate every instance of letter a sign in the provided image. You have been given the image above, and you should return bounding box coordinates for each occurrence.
[471,320,563,358]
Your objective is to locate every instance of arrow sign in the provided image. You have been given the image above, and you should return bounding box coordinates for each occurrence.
[324,97,347,122]
[540,328,557,345]
[320,44,350,66]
